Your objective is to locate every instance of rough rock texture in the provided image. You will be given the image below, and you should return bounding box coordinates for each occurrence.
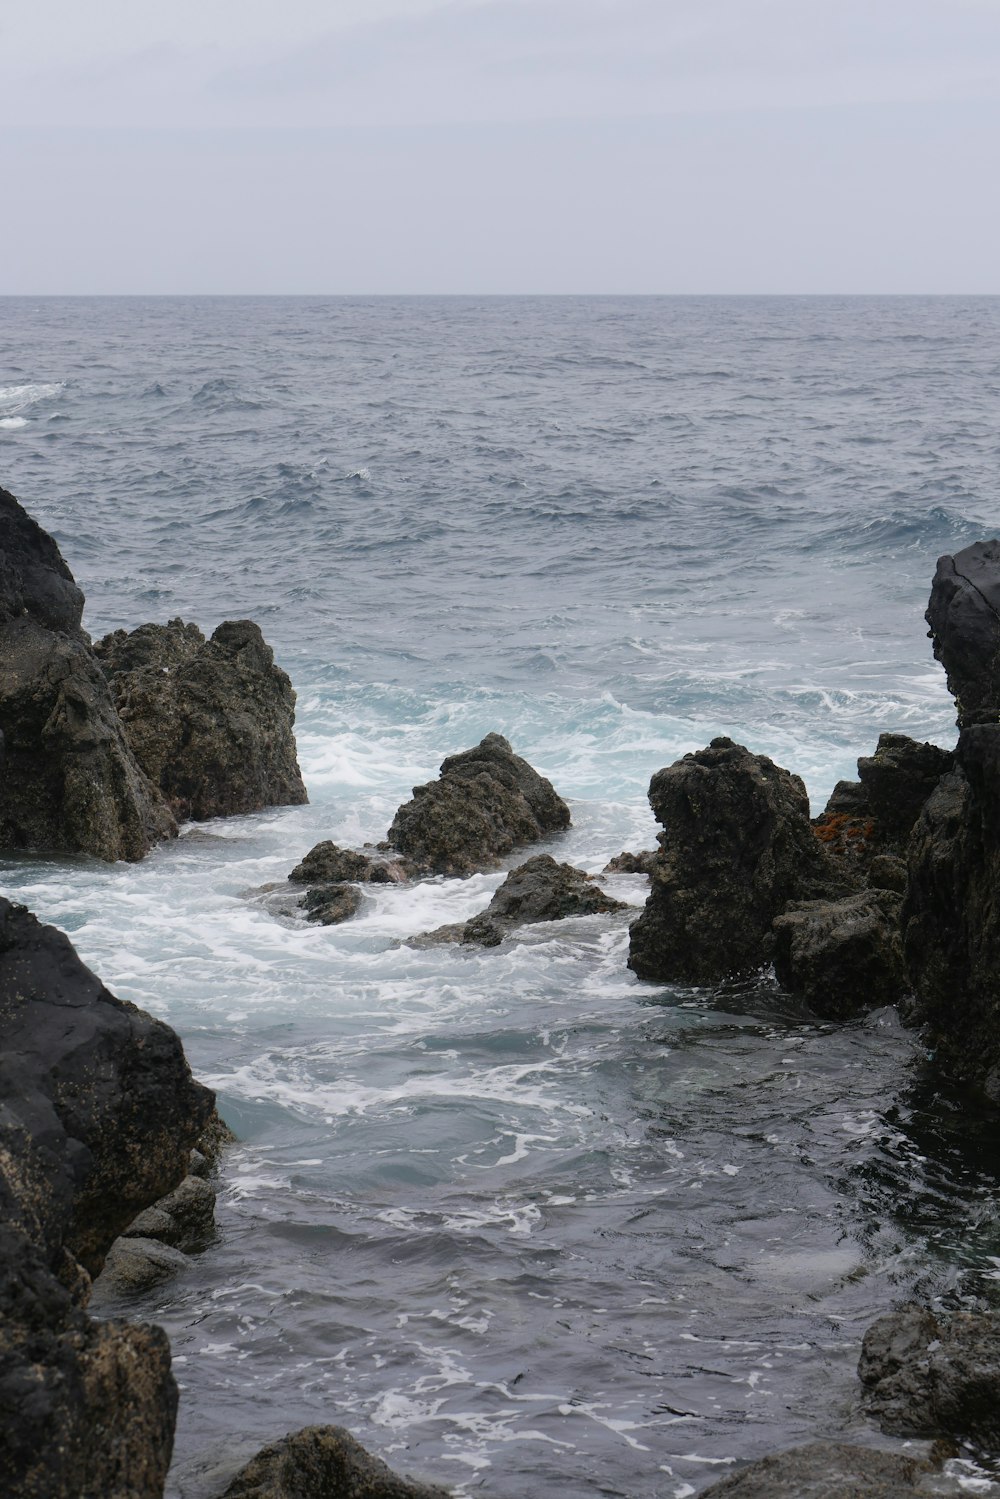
[602,849,659,876]
[628,738,849,984]
[122,1175,217,1252]
[414,855,627,948]
[218,1425,452,1499]
[814,734,954,877]
[860,1305,1000,1447]
[299,884,364,926]
[696,1441,933,1499]
[99,1236,193,1296]
[96,617,308,822]
[0,896,215,1497]
[0,487,176,861]
[289,841,409,885]
[385,733,571,876]
[926,540,1000,727]
[771,889,908,1019]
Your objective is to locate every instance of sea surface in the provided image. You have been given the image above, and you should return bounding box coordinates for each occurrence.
[3,295,1000,1497]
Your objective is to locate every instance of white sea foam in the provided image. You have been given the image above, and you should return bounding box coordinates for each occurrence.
[0,416,28,429]
[0,381,64,413]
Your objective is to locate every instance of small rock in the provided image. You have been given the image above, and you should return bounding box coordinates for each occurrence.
[217,1424,452,1499]
[771,888,908,1019]
[289,841,408,885]
[461,854,626,947]
[300,884,364,925]
[602,850,658,875]
[99,1236,191,1295]
[696,1440,933,1498]
[860,1305,1000,1447]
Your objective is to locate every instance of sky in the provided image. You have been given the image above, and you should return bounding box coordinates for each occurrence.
[4,0,1000,293]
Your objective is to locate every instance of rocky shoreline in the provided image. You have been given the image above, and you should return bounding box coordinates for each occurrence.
[5,485,1000,1495]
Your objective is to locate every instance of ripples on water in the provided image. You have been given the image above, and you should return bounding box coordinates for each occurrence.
[2,296,1000,1496]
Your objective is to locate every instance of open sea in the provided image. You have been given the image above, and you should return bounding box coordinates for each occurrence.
[3,295,1000,1497]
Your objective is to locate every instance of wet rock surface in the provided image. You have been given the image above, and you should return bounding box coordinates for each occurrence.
[860,1305,1000,1448]
[628,738,850,984]
[926,539,1000,728]
[771,888,908,1019]
[96,617,308,822]
[0,487,176,861]
[217,1425,453,1499]
[0,895,214,1497]
[299,883,365,926]
[289,840,409,885]
[415,854,626,948]
[602,848,659,875]
[696,1440,936,1498]
[385,733,570,876]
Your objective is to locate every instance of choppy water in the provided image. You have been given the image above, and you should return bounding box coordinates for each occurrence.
[3,296,1000,1497]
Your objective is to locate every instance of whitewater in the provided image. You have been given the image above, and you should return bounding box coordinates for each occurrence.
[2,294,1000,1497]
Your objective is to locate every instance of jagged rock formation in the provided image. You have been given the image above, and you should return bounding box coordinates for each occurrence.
[602,849,659,875]
[414,854,626,948]
[925,539,1000,727]
[0,487,176,860]
[697,1441,935,1498]
[0,896,214,1497]
[95,617,308,822]
[289,841,408,886]
[217,1425,452,1499]
[627,738,850,984]
[860,1304,1000,1447]
[771,889,908,1019]
[814,733,954,878]
[385,734,570,876]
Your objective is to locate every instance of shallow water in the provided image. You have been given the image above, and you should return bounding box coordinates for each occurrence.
[3,295,1000,1494]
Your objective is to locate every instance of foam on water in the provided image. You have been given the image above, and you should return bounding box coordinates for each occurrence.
[2,296,998,1498]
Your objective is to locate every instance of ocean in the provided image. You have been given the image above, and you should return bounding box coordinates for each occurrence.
[2,295,999,1497]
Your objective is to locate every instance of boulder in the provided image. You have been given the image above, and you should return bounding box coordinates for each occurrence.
[628,738,850,984]
[860,1304,1000,1447]
[813,734,953,877]
[0,488,177,861]
[926,540,1000,727]
[299,884,364,926]
[771,889,908,1019]
[385,734,570,876]
[0,896,215,1496]
[602,849,659,876]
[122,1174,217,1252]
[461,854,626,947]
[289,841,408,885]
[99,1236,193,1296]
[96,618,308,822]
[217,1425,452,1499]
[696,1441,933,1499]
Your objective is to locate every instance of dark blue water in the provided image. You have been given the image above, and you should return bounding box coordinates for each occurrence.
[3,296,1000,1497]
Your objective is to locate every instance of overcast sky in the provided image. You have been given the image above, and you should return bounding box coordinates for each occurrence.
[5,0,1000,292]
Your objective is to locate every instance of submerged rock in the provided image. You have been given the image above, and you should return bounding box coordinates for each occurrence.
[299,883,364,926]
[217,1424,452,1499]
[696,1440,934,1498]
[289,841,408,885]
[860,1304,1000,1448]
[95,617,308,822]
[0,896,214,1496]
[771,888,908,1019]
[385,733,570,876]
[628,738,849,984]
[414,854,627,948]
[0,487,176,861]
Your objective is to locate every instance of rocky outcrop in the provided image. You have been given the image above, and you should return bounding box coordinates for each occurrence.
[0,487,177,861]
[771,889,908,1019]
[414,854,626,948]
[860,1304,1000,1448]
[814,733,953,877]
[0,896,214,1497]
[925,540,1000,727]
[602,849,659,875]
[217,1425,452,1499]
[95,617,308,822]
[289,841,408,886]
[627,738,850,984]
[696,1441,935,1499]
[385,734,570,876]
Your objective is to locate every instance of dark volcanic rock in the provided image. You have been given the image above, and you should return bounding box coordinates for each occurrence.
[860,1304,1000,1447]
[461,854,626,947]
[289,841,408,885]
[696,1441,933,1499]
[926,540,1000,727]
[218,1424,452,1499]
[0,488,177,861]
[903,725,1000,1096]
[0,897,215,1496]
[628,738,849,984]
[299,883,364,926]
[813,734,954,878]
[602,849,659,876]
[771,889,908,1019]
[385,733,570,876]
[99,1236,193,1296]
[96,617,308,822]
[123,1175,217,1252]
